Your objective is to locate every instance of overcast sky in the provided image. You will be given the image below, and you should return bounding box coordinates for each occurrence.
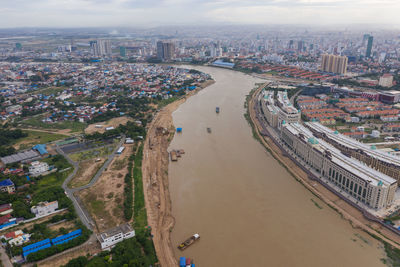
[1,0,400,28]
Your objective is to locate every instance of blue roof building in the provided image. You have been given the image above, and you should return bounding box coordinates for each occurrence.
[0,179,15,193]
[22,238,51,258]
[33,144,48,155]
[51,229,81,246]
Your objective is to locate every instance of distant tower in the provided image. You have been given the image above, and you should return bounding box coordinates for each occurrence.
[156,41,175,61]
[362,34,370,46]
[320,54,348,74]
[366,36,373,58]
[90,40,112,57]
[297,41,304,52]
[120,46,126,57]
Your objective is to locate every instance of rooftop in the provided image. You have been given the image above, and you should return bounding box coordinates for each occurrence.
[285,123,397,187]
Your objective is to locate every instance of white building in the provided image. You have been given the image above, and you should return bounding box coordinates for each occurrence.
[371,130,380,138]
[261,90,300,129]
[31,201,58,217]
[5,105,22,114]
[29,161,50,177]
[98,223,135,250]
[306,122,400,182]
[9,233,31,246]
[276,91,300,129]
[125,138,134,144]
[281,123,397,210]
[260,90,279,128]
[379,74,394,88]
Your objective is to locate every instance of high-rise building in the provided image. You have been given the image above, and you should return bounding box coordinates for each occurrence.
[297,41,304,52]
[320,54,348,74]
[366,36,373,58]
[289,40,294,49]
[119,46,126,57]
[156,41,175,61]
[90,40,112,57]
[362,34,370,46]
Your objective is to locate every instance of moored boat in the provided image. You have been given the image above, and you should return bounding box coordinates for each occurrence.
[178,233,200,250]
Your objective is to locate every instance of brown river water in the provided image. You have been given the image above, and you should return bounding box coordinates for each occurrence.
[168,66,386,267]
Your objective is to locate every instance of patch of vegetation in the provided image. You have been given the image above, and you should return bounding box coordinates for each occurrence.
[15,130,67,149]
[62,228,157,267]
[112,158,126,171]
[21,117,86,132]
[244,87,262,142]
[156,96,179,109]
[63,143,158,267]
[132,145,147,228]
[123,152,134,220]
[0,128,28,156]
[35,86,66,96]
[383,242,400,267]
[26,221,91,262]
[69,145,115,161]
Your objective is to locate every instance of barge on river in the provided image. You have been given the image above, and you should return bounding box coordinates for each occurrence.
[178,234,200,250]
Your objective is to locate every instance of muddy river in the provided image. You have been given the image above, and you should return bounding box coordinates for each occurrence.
[168,66,386,267]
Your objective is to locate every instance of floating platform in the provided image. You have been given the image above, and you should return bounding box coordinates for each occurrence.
[170,150,178,161]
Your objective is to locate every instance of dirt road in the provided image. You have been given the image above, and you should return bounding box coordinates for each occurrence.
[142,80,214,267]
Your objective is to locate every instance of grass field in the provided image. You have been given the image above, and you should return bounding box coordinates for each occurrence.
[69,145,115,162]
[35,86,66,96]
[14,130,67,150]
[21,116,86,133]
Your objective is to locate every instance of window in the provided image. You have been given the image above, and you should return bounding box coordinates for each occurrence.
[350,181,353,190]
[354,184,358,193]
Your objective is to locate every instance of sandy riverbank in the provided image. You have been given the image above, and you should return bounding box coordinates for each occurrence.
[142,80,214,267]
[248,84,400,251]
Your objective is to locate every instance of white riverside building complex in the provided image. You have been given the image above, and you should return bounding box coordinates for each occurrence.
[260,89,400,213]
[305,121,400,182]
[261,90,300,129]
[281,123,397,210]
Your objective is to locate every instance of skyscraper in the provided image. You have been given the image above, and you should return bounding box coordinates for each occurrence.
[366,36,373,58]
[119,46,126,57]
[90,40,112,57]
[362,34,370,46]
[297,41,304,52]
[156,41,175,61]
[320,54,348,74]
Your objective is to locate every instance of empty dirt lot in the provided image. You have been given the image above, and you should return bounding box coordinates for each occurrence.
[68,158,106,188]
[84,116,133,134]
[78,144,134,232]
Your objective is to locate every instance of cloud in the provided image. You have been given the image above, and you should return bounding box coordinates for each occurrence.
[0,0,399,27]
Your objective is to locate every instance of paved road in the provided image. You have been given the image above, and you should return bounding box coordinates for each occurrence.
[58,136,125,230]
[0,245,12,267]
[290,88,302,105]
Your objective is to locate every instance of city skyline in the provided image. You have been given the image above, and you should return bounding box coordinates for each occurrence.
[1,0,400,28]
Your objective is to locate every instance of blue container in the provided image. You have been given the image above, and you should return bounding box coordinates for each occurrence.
[179,257,186,267]
[176,128,182,133]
